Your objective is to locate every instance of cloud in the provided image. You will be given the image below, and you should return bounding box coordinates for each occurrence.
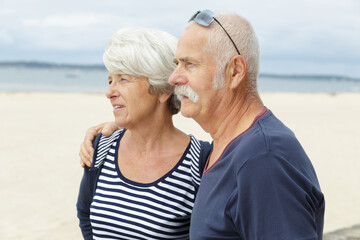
[0,8,15,15]
[256,0,360,63]
[1,0,359,77]
[23,14,102,28]
[17,14,133,50]
[0,31,13,44]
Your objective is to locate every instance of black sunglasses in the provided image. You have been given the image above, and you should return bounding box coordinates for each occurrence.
[189,9,241,55]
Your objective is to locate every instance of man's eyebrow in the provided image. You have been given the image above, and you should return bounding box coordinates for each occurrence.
[174,57,197,64]
[180,57,191,63]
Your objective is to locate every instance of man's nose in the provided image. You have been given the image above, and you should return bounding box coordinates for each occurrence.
[168,68,188,86]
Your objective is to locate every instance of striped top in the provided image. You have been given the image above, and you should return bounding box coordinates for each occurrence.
[89,129,205,239]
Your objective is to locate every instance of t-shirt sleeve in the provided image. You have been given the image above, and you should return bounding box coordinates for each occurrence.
[229,151,323,240]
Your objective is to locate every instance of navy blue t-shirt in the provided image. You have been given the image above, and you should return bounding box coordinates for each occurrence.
[190,109,324,240]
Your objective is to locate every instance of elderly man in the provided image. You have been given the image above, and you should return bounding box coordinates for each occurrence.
[79,10,324,240]
[169,10,325,239]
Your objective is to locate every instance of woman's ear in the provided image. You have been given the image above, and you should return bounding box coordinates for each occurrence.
[158,92,172,103]
[227,55,247,89]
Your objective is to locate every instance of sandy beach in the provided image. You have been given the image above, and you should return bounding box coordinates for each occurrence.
[0,92,359,239]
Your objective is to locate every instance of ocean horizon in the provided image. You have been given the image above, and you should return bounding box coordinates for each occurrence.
[0,63,359,93]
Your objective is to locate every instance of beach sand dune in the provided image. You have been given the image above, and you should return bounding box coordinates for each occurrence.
[0,92,359,239]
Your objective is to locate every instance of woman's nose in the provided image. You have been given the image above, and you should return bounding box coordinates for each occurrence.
[106,83,117,99]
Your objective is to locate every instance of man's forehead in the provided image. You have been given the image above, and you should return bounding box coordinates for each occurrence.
[176,25,208,57]
[179,24,207,43]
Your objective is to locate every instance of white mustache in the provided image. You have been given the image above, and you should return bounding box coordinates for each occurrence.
[174,85,199,103]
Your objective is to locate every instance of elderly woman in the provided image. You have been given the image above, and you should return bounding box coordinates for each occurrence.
[76,27,211,240]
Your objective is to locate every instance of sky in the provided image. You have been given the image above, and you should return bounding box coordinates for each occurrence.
[1,0,359,78]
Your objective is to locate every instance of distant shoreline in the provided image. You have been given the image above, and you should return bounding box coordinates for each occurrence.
[0,60,359,82]
[0,61,106,70]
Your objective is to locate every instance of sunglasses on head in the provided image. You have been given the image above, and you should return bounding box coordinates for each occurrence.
[189,9,241,55]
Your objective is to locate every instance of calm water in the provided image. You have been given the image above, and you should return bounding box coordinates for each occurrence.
[0,67,359,93]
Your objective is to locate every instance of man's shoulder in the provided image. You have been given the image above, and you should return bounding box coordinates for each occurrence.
[258,112,307,157]
[223,111,303,166]
[236,110,301,153]
[258,111,297,141]
[228,111,317,183]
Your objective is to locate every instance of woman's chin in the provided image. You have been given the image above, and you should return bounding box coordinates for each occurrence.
[114,119,127,129]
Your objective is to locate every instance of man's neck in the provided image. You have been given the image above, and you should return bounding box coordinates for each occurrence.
[206,91,264,166]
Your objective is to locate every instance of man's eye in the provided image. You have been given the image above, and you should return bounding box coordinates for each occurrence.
[119,78,129,83]
[108,80,112,85]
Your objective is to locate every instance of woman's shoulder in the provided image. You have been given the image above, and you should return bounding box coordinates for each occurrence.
[92,129,124,169]
[189,135,212,155]
[101,128,124,139]
[187,136,212,185]
[189,135,212,171]
[97,129,124,145]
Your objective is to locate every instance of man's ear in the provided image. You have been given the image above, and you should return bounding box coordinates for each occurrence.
[227,55,247,89]
[158,92,172,103]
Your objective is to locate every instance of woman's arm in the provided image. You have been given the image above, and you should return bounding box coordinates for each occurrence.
[76,166,93,240]
[76,133,103,240]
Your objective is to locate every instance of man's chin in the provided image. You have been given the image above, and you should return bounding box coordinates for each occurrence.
[180,106,193,119]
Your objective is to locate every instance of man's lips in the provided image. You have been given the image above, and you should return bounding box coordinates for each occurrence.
[178,95,192,102]
[177,94,188,100]
[112,104,125,112]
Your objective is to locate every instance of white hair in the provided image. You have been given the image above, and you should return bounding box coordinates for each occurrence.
[103,27,180,114]
[204,12,260,92]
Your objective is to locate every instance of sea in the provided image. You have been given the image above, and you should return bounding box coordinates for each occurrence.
[0,66,359,93]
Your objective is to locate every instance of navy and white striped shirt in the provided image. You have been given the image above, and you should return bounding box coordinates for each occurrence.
[89,129,208,239]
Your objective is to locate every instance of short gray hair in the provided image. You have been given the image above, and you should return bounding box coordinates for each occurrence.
[103,27,180,114]
[204,12,260,92]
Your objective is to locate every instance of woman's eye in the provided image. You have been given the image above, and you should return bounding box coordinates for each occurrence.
[108,80,112,85]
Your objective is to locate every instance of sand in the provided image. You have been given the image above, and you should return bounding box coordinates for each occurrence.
[0,92,359,239]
